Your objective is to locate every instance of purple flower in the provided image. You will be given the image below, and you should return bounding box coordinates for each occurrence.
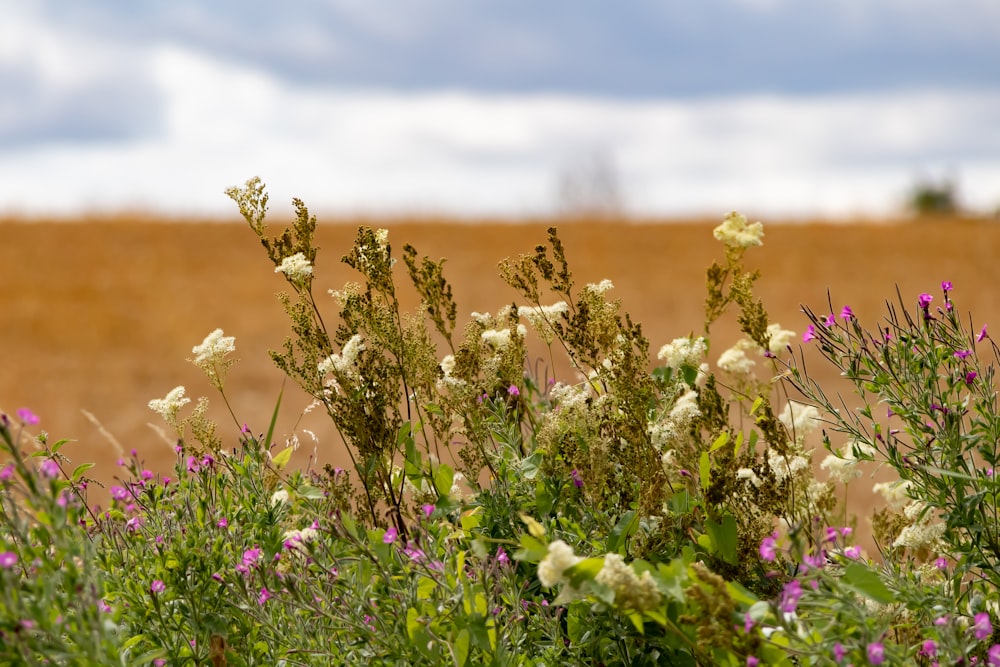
[0,464,13,482]
[967,371,979,386]
[840,305,853,320]
[140,469,154,481]
[867,642,885,665]
[240,546,262,573]
[110,486,129,501]
[955,349,972,359]
[257,587,271,605]
[920,639,937,658]
[496,547,510,566]
[759,533,778,562]
[747,657,759,667]
[98,599,111,613]
[833,642,846,662]
[844,546,862,559]
[803,325,816,343]
[935,557,948,569]
[186,456,200,473]
[570,469,583,488]
[421,504,435,519]
[0,552,18,568]
[918,293,934,309]
[979,324,989,342]
[779,579,803,613]
[821,313,835,327]
[942,280,953,292]
[217,518,229,529]
[507,384,520,397]
[150,580,165,594]
[975,612,993,640]
[383,527,398,544]
[15,408,39,425]
[39,459,59,479]
[988,644,1000,667]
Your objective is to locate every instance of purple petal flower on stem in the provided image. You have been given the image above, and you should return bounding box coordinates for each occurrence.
[833,643,845,662]
[421,504,435,519]
[988,644,1000,666]
[0,464,12,482]
[496,547,510,565]
[975,612,993,640]
[747,657,759,667]
[383,527,398,544]
[802,325,816,343]
[839,306,853,320]
[779,579,803,613]
[823,313,836,327]
[217,518,228,529]
[920,639,937,658]
[967,371,979,386]
[110,486,128,501]
[150,580,165,594]
[918,293,933,309]
[0,552,18,568]
[942,280,953,293]
[15,408,39,425]
[39,459,59,479]
[979,324,990,342]
[955,349,972,359]
[844,545,862,559]
[570,469,584,488]
[507,384,520,397]
[935,557,948,569]
[257,587,271,605]
[867,642,885,665]
[186,456,200,473]
[759,533,778,561]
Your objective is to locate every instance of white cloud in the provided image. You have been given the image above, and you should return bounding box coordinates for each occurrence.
[1,44,998,219]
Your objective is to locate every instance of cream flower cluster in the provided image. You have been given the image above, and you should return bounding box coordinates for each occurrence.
[717,340,757,375]
[778,401,821,439]
[820,440,876,484]
[537,540,583,588]
[318,334,366,377]
[713,211,764,249]
[892,501,945,551]
[594,553,662,612]
[148,386,191,425]
[481,325,526,349]
[657,336,707,370]
[192,329,236,367]
[765,323,797,355]
[518,302,569,343]
[274,252,314,282]
[584,279,615,296]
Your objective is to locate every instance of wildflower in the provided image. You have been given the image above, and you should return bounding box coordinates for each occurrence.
[217,518,229,529]
[979,324,989,342]
[717,341,756,375]
[586,279,615,295]
[920,639,937,658]
[481,328,514,349]
[820,443,866,484]
[736,467,762,487]
[967,371,979,385]
[713,211,764,248]
[318,334,365,377]
[192,329,236,367]
[872,480,913,510]
[0,464,12,482]
[270,489,289,507]
[537,540,582,587]
[148,386,191,425]
[934,557,947,569]
[834,643,846,662]
[282,526,318,552]
[766,323,796,354]
[778,401,820,438]
[594,553,662,612]
[0,552,17,568]
[918,293,933,309]
[274,252,313,281]
[759,533,778,561]
[110,486,129,500]
[840,305,853,320]
[150,580,165,594]
[975,612,993,640]
[15,408,39,425]
[767,450,809,481]
[98,600,111,613]
[39,459,59,479]
[747,658,759,667]
[496,547,510,566]
[186,456,200,473]
[844,545,862,559]
[803,325,816,342]
[383,527,398,544]
[893,501,945,551]
[955,349,972,359]
[989,644,1000,666]
[942,280,953,292]
[570,469,583,488]
[125,517,144,532]
[421,504,435,519]
[780,579,803,613]
[518,302,569,342]
[507,384,520,397]
[658,336,707,370]
[823,313,836,327]
[867,642,885,665]
[257,587,271,605]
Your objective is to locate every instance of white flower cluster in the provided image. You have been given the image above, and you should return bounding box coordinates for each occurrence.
[820,440,876,484]
[148,386,191,425]
[778,401,821,439]
[736,467,763,488]
[873,479,914,510]
[892,501,945,551]
[192,329,236,367]
[594,553,662,612]
[767,449,811,482]
[584,279,615,296]
[282,526,318,553]
[481,325,526,349]
[537,540,582,588]
[765,323,796,355]
[274,252,313,282]
[716,340,757,375]
[648,389,701,451]
[657,336,707,370]
[518,302,569,343]
[318,334,366,377]
[713,211,764,249]
[270,489,290,507]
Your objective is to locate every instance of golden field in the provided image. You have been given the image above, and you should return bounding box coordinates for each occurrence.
[2,213,998,537]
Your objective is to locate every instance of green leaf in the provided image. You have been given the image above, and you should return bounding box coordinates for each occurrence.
[843,562,896,604]
[50,439,71,454]
[564,557,605,588]
[733,431,745,456]
[750,396,764,416]
[709,432,729,453]
[70,462,95,482]
[433,463,454,498]
[607,510,639,554]
[264,382,283,450]
[513,534,548,563]
[534,481,554,516]
[705,514,738,565]
[699,451,711,490]
[271,446,293,470]
[453,628,470,667]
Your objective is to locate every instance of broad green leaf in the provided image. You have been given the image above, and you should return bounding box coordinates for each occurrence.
[71,462,95,482]
[607,510,639,554]
[271,446,293,470]
[513,534,548,562]
[699,451,711,490]
[564,557,605,588]
[433,463,454,497]
[705,514,738,565]
[453,628,470,667]
[843,562,896,604]
[709,432,729,453]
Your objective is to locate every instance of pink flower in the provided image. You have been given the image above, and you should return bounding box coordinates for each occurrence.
[780,580,803,613]
[496,547,510,566]
[150,580,165,594]
[186,456,200,473]
[839,306,853,320]
[217,518,229,528]
[16,408,39,425]
[39,459,59,479]
[867,642,885,665]
[920,639,937,658]
[0,552,18,568]
[110,486,129,501]
[747,657,759,667]
[833,643,845,662]
[967,371,979,386]
[802,325,816,342]
[988,644,1000,666]
[979,324,989,342]
[98,600,111,613]
[421,504,435,519]
[942,280,953,292]
[975,612,993,640]
[918,293,933,309]
[257,587,271,605]
[955,349,972,359]
[0,464,14,482]
[570,469,583,488]
[759,533,778,561]
[844,546,862,559]
[383,527,398,544]
[507,384,520,397]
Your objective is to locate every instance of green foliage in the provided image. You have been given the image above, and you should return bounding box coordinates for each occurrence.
[2,183,1000,664]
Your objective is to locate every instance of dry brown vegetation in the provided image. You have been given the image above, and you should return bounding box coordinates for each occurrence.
[2,213,999,541]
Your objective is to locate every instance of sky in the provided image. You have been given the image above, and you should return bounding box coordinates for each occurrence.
[2,0,1000,219]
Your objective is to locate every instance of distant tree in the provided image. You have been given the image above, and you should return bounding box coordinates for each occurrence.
[907,175,960,217]
[555,149,624,218]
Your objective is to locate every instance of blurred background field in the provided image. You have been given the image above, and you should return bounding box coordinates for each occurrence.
[2,214,999,531]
